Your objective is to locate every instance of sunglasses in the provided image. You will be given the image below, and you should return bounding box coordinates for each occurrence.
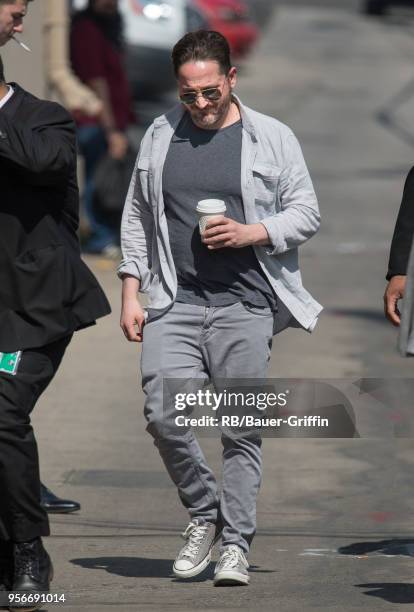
[179,87,222,105]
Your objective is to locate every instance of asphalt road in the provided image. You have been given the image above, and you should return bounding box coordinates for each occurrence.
[31,4,414,611]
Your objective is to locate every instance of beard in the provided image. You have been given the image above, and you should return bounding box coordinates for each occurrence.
[189,93,233,130]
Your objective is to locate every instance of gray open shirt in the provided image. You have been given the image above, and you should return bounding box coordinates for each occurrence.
[118,95,323,334]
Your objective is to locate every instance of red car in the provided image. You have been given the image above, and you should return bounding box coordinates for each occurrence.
[192,0,259,59]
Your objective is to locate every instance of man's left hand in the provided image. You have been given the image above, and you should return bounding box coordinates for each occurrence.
[202,217,270,249]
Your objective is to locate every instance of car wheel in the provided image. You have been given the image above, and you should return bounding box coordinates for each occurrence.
[364,0,388,15]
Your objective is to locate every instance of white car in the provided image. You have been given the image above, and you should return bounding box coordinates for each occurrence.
[71,0,189,98]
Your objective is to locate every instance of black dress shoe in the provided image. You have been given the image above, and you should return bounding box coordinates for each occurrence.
[40,483,81,514]
[10,538,53,611]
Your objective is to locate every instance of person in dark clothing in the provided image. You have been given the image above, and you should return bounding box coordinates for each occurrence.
[384,167,414,325]
[70,0,135,256]
[0,54,111,608]
[0,0,90,518]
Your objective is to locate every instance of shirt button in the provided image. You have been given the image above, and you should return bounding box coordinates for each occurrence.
[0,130,7,140]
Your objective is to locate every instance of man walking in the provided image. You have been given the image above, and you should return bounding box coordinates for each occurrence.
[0,55,110,607]
[119,31,321,586]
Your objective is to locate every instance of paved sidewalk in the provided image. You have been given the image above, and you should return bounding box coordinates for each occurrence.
[31,4,414,610]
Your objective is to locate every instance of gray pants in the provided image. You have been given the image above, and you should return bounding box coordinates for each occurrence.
[141,301,274,554]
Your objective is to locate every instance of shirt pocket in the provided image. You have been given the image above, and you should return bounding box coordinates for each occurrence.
[252,161,282,213]
[136,156,151,206]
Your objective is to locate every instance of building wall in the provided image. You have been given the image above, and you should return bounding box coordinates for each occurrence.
[1,0,46,98]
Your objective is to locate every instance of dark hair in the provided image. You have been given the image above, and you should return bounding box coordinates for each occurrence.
[172,30,231,78]
[0,55,4,83]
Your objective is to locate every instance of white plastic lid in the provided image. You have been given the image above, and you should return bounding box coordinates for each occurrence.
[196,199,226,214]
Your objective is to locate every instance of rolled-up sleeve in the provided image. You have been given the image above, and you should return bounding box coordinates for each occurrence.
[260,132,320,256]
[117,151,154,292]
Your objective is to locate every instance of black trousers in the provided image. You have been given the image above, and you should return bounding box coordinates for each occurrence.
[0,335,72,543]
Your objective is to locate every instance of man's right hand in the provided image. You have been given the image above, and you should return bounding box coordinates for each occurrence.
[120,299,146,342]
[384,275,406,326]
[120,275,145,342]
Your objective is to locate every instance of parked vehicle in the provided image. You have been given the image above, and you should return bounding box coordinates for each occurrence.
[244,0,276,28]
[364,0,414,15]
[192,0,258,58]
[124,0,189,98]
[71,0,188,98]
[186,0,209,31]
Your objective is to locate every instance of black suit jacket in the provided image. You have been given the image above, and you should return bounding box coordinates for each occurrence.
[387,167,414,280]
[0,83,111,352]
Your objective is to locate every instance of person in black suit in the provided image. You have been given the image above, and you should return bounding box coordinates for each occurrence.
[0,0,87,516]
[0,56,111,606]
[384,168,414,325]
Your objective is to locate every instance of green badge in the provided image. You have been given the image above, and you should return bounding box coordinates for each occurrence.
[0,351,22,375]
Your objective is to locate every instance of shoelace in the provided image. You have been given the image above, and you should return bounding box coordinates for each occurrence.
[219,546,242,570]
[180,522,209,560]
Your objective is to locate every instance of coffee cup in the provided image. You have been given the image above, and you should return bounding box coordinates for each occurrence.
[196,199,227,234]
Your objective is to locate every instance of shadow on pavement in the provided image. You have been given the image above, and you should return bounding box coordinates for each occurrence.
[340,540,414,604]
[70,557,276,582]
[171,566,215,583]
[328,308,386,323]
[71,556,174,578]
[338,539,414,556]
[355,583,414,604]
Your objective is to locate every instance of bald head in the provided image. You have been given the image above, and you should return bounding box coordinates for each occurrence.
[0,0,32,47]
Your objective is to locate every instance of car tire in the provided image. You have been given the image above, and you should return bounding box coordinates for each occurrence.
[364,0,388,15]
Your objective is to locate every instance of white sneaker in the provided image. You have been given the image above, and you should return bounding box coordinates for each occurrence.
[173,519,221,578]
[214,545,250,586]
